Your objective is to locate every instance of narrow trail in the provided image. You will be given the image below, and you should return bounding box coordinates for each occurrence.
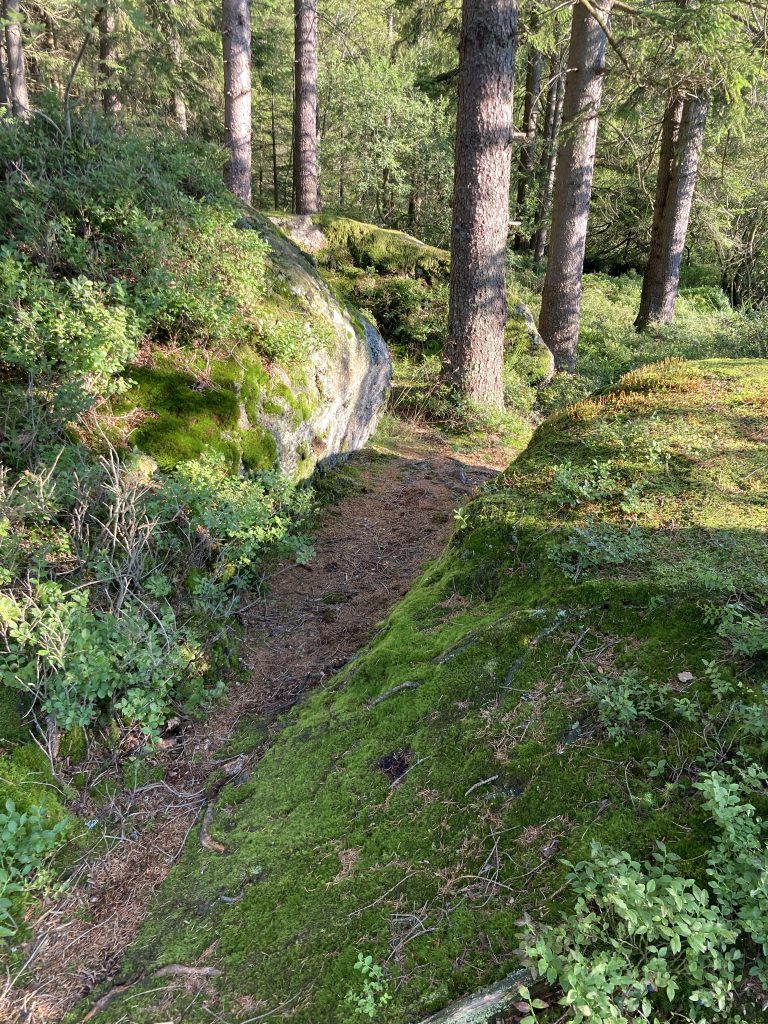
[6,424,504,1024]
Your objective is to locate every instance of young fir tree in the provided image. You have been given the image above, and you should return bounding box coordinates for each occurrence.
[513,21,542,252]
[443,0,518,408]
[531,53,564,268]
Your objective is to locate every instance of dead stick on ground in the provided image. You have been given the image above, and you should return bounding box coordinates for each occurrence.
[366,680,421,709]
[464,775,499,798]
[82,966,223,1021]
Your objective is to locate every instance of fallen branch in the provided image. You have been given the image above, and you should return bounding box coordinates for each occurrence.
[464,775,499,798]
[366,680,421,709]
[200,755,248,853]
[200,800,226,853]
[389,756,429,791]
[82,965,222,1021]
[412,968,531,1024]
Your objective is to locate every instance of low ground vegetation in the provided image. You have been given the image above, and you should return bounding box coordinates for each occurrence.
[0,119,322,940]
[79,359,768,1024]
[1,124,767,1024]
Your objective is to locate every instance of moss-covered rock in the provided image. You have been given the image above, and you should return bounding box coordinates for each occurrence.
[109,213,391,477]
[78,358,768,1024]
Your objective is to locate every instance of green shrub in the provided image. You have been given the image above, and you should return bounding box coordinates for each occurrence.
[522,766,768,1023]
[0,798,67,938]
[0,446,314,740]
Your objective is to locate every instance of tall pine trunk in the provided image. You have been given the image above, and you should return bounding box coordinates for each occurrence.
[443,0,518,408]
[98,4,122,116]
[222,0,252,204]
[512,38,541,251]
[169,32,188,133]
[3,0,30,120]
[271,83,280,208]
[0,37,10,116]
[293,0,320,215]
[531,56,564,268]
[635,92,708,328]
[538,0,611,373]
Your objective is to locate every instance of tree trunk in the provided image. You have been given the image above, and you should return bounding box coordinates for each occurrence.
[407,177,422,234]
[538,0,611,373]
[293,0,320,215]
[531,56,563,268]
[635,91,708,328]
[222,0,252,204]
[443,0,518,409]
[381,166,391,222]
[169,31,188,133]
[98,3,122,116]
[513,39,542,251]
[271,83,280,208]
[0,37,10,115]
[3,0,30,120]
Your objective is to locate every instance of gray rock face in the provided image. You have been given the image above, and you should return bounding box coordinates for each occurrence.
[511,301,555,384]
[237,215,392,476]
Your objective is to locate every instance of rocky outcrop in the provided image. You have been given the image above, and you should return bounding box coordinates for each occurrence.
[117,213,392,479]
[244,216,392,474]
[511,301,555,384]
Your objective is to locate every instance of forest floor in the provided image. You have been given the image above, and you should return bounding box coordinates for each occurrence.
[4,420,507,1024]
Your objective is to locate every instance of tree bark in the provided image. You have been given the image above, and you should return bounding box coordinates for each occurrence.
[169,31,188,133]
[3,0,30,120]
[443,0,518,408]
[635,91,708,328]
[531,55,564,268]
[271,83,280,208]
[0,37,10,115]
[293,0,320,215]
[407,177,422,234]
[513,39,542,251]
[538,0,611,373]
[98,3,122,116]
[222,0,252,204]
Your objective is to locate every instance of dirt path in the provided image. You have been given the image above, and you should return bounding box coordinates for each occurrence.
[3,425,504,1024]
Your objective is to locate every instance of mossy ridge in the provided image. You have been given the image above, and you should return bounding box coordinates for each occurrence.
[77,358,768,1024]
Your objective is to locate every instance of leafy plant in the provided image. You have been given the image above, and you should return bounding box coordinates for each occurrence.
[552,460,620,507]
[0,799,67,937]
[345,953,392,1019]
[704,600,768,658]
[586,669,669,743]
[549,522,649,580]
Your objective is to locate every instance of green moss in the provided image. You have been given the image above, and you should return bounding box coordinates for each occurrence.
[59,726,87,764]
[313,215,450,282]
[117,363,241,470]
[78,358,768,1024]
[241,426,277,472]
[0,743,68,821]
[0,687,25,744]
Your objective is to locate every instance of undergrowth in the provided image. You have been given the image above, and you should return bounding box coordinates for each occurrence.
[0,115,320,939]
